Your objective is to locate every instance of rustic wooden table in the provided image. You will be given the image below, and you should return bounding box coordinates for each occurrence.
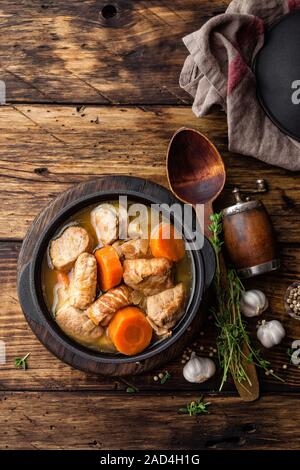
[1,0,300,451]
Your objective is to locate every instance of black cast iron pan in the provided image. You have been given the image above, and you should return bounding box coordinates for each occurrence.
[255,10,300,142]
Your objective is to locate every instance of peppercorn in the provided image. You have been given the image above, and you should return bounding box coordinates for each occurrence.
[286,283,300,319]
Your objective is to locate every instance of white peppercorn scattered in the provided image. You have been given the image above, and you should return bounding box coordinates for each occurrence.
[158,372,164,379]
[154,376,158,382]
[282,364,288,370]
[286,285,300,317]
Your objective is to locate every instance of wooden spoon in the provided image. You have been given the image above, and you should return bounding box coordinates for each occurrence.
[166,127,259,401]
[166,127,225,237]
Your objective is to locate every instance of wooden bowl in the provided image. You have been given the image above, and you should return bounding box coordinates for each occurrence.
[17,176,215,376]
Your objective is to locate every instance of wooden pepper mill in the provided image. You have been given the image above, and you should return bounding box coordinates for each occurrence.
[222,182,280,278]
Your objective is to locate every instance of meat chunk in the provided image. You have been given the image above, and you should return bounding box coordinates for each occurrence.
[128,217,144,239]
[113,239,150,260]
[49,226,92,271]
[52,283,69,315]
[69,253,97,309]
[123,257,173,295]
[56,304,103,346]
[134,274,173,296]
[130,289,146,309]
[91,203,118,245]
[86,285,132,326]
[146,283,186,337]
[111,240,124,257]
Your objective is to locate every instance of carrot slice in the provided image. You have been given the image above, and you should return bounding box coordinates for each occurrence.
[108,307,153,356]
[150,223,185,262]
[95,245,123,291]
[57,271,69,286]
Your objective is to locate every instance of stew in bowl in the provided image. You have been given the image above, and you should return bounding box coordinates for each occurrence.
[42,201,193,356]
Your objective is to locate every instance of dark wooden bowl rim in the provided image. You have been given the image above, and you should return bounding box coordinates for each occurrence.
[17,176,215,375]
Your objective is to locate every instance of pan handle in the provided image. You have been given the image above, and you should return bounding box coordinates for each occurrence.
[18,262,46,326]
[202,237,216,290]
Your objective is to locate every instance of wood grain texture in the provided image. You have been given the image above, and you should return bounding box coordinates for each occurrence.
[0,0,229,104]
[1,392,300,450]
[0,105,299,241]
[1,241,300,391]
[0,0,299,450]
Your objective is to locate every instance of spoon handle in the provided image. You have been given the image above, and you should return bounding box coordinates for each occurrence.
[219,254,260,401]
[203,203,260,402]
[234,345,260,401]
[201,201,214,239]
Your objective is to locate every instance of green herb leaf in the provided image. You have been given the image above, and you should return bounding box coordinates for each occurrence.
[126,387,137,394]
[179,396,210,416]
[14,353,30,370]
[160,371,171,385]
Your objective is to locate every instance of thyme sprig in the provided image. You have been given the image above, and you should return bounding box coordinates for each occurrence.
[209,214,283,390]
[126,387,138,394]
[160,371,171,384]
[14,353,30,370]
[178,396,210,416]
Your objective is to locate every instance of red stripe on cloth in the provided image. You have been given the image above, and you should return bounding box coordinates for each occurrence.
[288,0,300,10]
[253,16,265,37]
[237,17,264,49]
[233,17,264,64]
[228,54,248,95]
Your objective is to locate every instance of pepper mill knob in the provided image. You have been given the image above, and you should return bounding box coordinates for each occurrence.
[256,179,268,193]
[232,187,243,203]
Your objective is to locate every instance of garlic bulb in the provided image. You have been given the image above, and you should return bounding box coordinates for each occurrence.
[240,289,268,318]
[257,320,285,348]
[183,352,216,383]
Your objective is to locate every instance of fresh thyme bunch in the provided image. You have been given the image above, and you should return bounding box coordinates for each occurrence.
[209,213,282,390]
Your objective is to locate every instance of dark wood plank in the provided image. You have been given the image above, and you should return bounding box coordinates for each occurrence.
[1,392,300,450]
[1,241,299,391]
[0,0,229,104]
[0,105,299,241]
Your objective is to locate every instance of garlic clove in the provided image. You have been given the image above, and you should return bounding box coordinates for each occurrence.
[240,289,268,318]
[183,352,216,384]
[257,319,285,349]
